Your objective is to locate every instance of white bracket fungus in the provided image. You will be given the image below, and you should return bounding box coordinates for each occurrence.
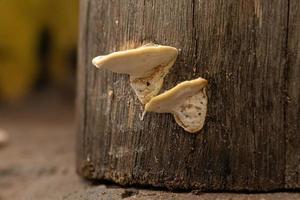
[145,77,208,133]
[92,44,178,104]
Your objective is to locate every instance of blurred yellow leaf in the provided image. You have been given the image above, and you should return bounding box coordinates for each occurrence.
[0,0,78,102]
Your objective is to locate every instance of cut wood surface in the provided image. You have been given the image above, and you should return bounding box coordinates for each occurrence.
[77,0,300,191]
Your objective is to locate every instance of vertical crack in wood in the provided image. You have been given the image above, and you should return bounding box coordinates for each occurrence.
[192,0,199,67]
[284,0,290,187]
[251,1,259,182]
[84,0,92,158]
[141,0,146,42]
[133,0,147,179]
[188,0,199,186]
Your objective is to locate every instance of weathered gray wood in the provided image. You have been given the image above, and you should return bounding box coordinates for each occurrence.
[77,0,300,191]
[285,0,300,189]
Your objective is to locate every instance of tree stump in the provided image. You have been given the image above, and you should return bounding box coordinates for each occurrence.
[77,0,300,191]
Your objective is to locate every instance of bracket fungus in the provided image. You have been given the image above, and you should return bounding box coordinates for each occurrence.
[145,77,208,133]
[92,44,178,104]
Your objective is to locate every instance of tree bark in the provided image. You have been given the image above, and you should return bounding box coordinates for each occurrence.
[77,0,300,191]
[286,0,300,189]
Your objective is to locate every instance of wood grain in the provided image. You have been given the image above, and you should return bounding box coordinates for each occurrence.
[77,0,300,191]
[285,0,300,189]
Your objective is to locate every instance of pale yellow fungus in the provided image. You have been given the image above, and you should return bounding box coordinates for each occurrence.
[92,44,178,104]
[145,77,208,133]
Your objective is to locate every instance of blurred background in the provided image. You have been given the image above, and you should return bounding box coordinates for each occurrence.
[0,0,78,104]
[0,1,80,199]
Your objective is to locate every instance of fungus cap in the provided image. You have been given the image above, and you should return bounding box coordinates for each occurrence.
[145,77,208,133]
[92,44,178,104]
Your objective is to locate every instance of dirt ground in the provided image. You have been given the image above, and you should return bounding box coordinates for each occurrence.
[0,98,299,200]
